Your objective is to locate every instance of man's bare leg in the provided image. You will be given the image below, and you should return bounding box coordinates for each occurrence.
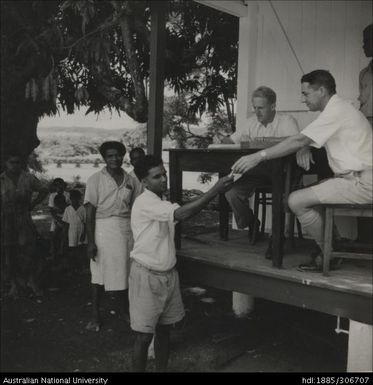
[154,324,171,372]
[288,187,324,250]
[132,332,153,372]
[111,290,130,323]
[86,283,103,331]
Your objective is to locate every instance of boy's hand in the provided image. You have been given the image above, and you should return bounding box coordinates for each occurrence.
[212,175,234,194]
[87,242,98,261]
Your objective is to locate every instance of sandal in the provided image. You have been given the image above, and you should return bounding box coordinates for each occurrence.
[297,257,343,273]
[297,260,322,272]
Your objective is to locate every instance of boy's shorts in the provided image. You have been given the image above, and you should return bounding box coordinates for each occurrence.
[129,260,185,334]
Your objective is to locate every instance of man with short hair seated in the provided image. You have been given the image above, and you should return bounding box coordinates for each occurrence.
[231,70,373,271]
[221,86,303,236]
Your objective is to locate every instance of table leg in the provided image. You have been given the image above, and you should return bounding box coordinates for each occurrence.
[271,161,285,267]
[218,172,229,240]
[169,152,182,249]
[219,194,230,241]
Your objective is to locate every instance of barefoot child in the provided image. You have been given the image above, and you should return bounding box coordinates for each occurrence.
[49,178,69,260]
[52,193,68,264]
[62,189,87,273]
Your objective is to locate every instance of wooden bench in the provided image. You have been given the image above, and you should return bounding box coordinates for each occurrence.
[322,203,373,276]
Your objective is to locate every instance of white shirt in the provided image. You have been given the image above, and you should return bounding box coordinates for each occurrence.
[62,205,87,247]
[230,112,299,143]
[302,94,373,175]
[48,191,70,231]
[130,189,180,271]
[84,168,142,219]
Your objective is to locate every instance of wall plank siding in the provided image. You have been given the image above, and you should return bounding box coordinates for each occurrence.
[238,0,372,130]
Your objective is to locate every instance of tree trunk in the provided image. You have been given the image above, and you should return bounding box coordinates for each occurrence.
[119,15,148,123]
[224,95,235,131]
[1,86,40,169]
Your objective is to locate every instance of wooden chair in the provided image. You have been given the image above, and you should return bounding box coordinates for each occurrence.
[322,203,373,276]
[250,184,303,245]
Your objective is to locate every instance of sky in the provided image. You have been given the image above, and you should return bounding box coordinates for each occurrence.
[38,106,139,130]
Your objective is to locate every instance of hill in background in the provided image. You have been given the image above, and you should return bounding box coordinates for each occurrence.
[37,125,125,139]
[36,125,128,163]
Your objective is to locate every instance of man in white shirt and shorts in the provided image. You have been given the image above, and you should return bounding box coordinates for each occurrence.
[231,70,372,272]
[129,155,234,371]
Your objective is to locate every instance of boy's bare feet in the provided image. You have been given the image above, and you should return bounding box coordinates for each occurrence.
[27,279,44,298]
[85,320,101,332]
[7,283,20,300]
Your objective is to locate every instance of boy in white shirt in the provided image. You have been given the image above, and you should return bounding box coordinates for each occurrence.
[48,178,70,260]
[130,155,234,371]
[62,189,87,273]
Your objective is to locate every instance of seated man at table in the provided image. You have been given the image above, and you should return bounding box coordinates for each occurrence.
[231,70,372,271]
[219,86,303,235]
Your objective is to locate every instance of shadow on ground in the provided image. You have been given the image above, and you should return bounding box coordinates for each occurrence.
[1,271,348,372]
[1,208,348,372]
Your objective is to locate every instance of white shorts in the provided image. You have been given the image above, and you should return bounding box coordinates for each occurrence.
[310,168,372,205]
[129,260,185,334]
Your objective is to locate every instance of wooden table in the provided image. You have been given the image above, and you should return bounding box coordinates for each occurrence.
[167,148,294,268]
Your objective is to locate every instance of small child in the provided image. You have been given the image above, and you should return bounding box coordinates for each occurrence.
[53,193,68,261]
[62,189,87,273]
[129,147,146,181]
[49,178,70,260]
[129,147,145,192]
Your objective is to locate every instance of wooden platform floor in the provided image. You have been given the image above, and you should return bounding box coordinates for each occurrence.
[177,230,373,324]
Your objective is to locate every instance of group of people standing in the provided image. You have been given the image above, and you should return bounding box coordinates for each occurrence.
[1,142,225,372]
[1,23,371,373]
[82,142,233,371]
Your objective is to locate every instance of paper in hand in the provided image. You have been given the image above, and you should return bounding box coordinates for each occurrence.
[228,170,243,182]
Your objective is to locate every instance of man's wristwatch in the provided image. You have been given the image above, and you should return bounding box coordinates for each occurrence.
[259,150,267,160]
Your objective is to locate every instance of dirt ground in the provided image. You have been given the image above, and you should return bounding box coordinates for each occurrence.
[0,209,349,373]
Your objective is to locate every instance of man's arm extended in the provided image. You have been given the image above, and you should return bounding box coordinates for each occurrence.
[174,175,234,222]
[232,133,313,174]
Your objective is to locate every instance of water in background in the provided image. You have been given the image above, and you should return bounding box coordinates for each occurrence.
[43,151,217,192]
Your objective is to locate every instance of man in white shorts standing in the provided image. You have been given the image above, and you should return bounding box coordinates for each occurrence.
[130,155,234,371]
[231,70,372,271]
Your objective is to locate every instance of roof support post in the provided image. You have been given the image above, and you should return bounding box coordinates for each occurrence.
[147,1,167,157]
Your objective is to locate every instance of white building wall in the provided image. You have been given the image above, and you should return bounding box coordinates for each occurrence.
[238,0,372,130]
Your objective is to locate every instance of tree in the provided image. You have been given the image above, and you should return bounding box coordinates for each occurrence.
[1,0,150,166]
[167,1,238,129]
[1,0,238,167]
[163,94,206,148]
